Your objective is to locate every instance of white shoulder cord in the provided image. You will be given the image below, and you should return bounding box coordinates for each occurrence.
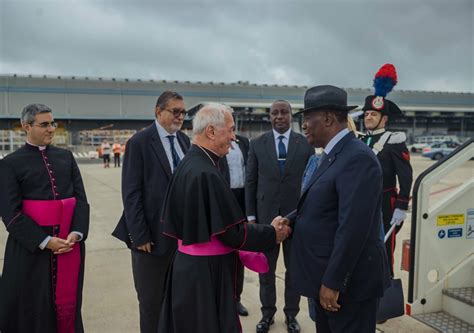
[372,131,392,156]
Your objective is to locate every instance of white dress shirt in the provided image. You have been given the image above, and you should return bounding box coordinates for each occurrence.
[226,141,245,189]
[324,128,350,154]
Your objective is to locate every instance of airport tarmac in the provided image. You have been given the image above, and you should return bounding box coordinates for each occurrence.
[1,154,472,332]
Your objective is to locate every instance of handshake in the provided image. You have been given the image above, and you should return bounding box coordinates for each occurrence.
[271,216,292,243]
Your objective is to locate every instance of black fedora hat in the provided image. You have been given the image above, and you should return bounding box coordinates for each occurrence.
[294,85,357,116]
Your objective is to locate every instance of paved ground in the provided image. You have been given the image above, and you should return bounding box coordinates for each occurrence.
[1,155,472,332]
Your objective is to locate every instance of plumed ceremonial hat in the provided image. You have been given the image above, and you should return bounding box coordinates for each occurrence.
[362,64,403,116]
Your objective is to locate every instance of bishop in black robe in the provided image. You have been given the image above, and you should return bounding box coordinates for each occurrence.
[0,143,89,333]
[157,144,279,333]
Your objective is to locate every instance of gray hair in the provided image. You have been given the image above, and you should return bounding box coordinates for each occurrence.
[21,104,52,124]
[192,103,234,135]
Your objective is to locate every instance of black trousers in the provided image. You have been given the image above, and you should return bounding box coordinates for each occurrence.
[131,248,174,333]
[231,188,245,302]
[315,297,378,333]
[259,238,300,318]
[114,153,121,167]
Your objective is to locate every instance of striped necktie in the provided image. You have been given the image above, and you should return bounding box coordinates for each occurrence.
[167,135,181,170]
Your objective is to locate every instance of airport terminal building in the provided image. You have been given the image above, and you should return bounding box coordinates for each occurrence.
[0,74,472,151]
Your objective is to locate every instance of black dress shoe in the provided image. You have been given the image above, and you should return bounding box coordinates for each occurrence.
[237,301,249,316]
[285,316,301,333]
[256,317,274,333]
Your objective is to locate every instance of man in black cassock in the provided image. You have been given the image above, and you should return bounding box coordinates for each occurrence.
[0,104,89,333]
[157,103,291,333]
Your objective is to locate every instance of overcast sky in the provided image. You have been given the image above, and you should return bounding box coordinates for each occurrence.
[0,0,472,92]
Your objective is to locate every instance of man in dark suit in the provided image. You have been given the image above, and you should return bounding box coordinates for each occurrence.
[280,85,390,333]
[245,100,313,333]
[219,132,250,316]
[112,91,191,333]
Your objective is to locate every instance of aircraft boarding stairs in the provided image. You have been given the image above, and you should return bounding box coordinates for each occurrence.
[407,139,473,332]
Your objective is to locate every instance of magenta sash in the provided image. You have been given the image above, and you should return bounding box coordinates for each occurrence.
[22,198,79,333]
[178,236,269,273]
[238,251,269,274]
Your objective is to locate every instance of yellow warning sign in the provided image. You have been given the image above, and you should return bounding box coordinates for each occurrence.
[437,214,465,226]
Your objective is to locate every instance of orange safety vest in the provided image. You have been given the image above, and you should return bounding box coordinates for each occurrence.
[113,143,121,154]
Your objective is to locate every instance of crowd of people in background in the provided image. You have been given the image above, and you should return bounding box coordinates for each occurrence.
[99,140,125,168]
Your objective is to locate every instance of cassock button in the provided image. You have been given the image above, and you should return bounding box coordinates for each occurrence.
[55,193,59,196]
[52,178,56,181]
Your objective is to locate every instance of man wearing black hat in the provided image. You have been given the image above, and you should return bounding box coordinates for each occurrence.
[245,100,313,333]
[361,91,413,277]
[277,85,390,333]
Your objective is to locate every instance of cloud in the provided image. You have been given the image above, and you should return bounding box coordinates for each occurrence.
[0,0,472,92]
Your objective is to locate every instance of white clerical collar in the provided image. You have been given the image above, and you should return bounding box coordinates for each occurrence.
[272,128,291,141]
[324,128,350,154]
[367,128,386,136]
[26,140,47,151]
[155,119,176,139]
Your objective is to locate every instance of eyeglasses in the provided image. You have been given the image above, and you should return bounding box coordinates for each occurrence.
[164,108,187,118]
[32,121,58,129]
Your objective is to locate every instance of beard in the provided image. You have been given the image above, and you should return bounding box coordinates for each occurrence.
[168,122,182,133]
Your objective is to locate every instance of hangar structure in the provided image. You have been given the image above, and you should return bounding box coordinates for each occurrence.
[0,74,473,149]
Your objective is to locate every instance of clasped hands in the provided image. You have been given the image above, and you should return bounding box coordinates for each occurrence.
[271,216,292,243]
[46,233,79,254]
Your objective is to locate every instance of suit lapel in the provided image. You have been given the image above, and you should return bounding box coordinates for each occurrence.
[300,132,355,199]
[150,125,172,179]
[264,132,280,176]
[301,154,334,198]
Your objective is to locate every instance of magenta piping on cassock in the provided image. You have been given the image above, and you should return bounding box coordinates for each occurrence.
[5,211,21,228]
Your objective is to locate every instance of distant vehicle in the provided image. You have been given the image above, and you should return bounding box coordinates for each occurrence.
[409,135,459,153]
[422,141,460,160]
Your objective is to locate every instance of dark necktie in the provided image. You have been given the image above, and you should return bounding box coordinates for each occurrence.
[301,155,318,193]
[167,135,181,170]
[278,135,287,175]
